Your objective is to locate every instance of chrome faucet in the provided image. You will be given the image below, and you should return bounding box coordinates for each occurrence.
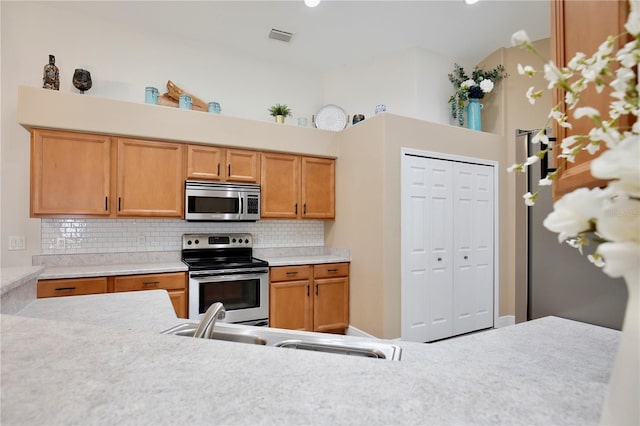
[193,302,226,339]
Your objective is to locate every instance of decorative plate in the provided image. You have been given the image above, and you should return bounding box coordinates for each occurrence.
[315,104,347,131]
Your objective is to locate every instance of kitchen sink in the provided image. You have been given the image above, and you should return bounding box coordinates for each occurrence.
[161,323,402,360]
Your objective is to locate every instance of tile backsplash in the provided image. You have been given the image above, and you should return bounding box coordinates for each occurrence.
[41,219,325,254]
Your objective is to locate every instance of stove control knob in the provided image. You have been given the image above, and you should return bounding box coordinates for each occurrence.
[244,239,249,244]
[194,239,199,245]
[187,240,192,245]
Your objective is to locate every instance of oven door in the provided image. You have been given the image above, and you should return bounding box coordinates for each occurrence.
[188,269,269,325]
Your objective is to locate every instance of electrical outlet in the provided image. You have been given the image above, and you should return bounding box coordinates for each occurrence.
[137,235,146,246]
[8,236,26,251]
[56,238,66,249]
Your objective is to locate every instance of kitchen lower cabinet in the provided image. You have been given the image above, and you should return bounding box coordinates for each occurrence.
[402,154,495,343]
[37,277,108,298]
[38,272,188,318]
[269,263,349,334]
[113,272,188,318]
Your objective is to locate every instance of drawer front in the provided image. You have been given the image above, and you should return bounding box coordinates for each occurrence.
[114,272,186,292]
[270,265,312,282]
[313,263,349,279]
[37,277,108,298]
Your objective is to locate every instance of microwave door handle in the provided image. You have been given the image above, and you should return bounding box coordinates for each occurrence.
[240,196,243,214]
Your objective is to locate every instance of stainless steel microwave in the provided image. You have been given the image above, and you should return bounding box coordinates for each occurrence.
[185,180,260,221]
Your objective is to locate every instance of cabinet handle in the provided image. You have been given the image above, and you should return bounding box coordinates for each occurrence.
[105,196,108,211]
[55,287,76,292]
[307,284,310,297]
[327,268,339,273]
[142,281,160,286]
[315,283,318,296]
[295,203,298,215]
[228,164,231,176]
[118,197,121,211]
[285,271,299,276]
[217,163,220,176]
[303,203,307,215]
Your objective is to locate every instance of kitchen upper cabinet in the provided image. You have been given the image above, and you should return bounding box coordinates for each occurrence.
[31,129,112,217]
[116,138,184,217]
[186,145,260,183]
[260,152,335,219]
[269,263,349,334]
[551,0,631,199]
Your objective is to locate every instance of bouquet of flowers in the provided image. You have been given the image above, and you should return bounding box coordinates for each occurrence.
[448,63,508,126]
[508,8,639,279]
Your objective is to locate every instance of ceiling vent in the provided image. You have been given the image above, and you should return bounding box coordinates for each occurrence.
[269,28,293,43]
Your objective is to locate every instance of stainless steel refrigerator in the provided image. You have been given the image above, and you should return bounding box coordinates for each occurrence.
[516,129,627,330]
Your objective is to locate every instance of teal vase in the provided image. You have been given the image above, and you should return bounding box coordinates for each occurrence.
[467,98,483,131]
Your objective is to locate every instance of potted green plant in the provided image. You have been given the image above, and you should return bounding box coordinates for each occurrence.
[268,104,291,123]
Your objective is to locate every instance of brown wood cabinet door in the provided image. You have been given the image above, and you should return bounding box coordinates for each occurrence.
[186,144,224,180]
[302,157,335,219]
[113,272,186,292]
[37,277,108,298]
[551,0,630,199]
[313,276,349,333]
[226,149,260,183]
[168,289,188,318]
[260,152,300,218]
[116,138,184,217]
[31,129,111,217]
[269,280,313,331]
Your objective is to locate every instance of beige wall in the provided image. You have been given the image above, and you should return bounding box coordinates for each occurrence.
[327,113,504,338]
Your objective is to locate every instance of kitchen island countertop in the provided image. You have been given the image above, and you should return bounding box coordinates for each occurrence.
[1,290,619,425]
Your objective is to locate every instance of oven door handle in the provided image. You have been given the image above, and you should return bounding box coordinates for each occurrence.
[191,272,267,282]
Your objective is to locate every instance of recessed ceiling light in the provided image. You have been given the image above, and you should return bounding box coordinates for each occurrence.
[464,0,480,4]
[305,0,321,7]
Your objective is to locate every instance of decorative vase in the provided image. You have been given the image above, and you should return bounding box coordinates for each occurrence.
[72,69,92,94]
[467,98,483,131]
[600,265,639,425]
[275,115,285,124]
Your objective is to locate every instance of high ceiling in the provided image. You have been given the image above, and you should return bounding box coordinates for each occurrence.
[61,0,550,74]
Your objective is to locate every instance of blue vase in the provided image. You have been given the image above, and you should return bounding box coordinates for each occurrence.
[467,98,483,131]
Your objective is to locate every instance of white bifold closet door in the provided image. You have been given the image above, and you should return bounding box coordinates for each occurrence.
[402,154,494,342]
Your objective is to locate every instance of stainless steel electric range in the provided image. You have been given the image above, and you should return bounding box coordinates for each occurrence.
[182,233,269,326]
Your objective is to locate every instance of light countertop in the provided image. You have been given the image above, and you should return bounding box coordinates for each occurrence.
[37,261,189,280]
[1,291,619,425]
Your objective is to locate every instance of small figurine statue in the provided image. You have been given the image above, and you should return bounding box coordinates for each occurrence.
[43,55,60,90]
[72,69,92,94]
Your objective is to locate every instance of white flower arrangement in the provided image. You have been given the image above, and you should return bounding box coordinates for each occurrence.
[509,2,640,279]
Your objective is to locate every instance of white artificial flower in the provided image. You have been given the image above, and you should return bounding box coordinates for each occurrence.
[588,125,621,149]
[525,155,539,166]
[560,135,580,150]
[539,176,553,186]
[543,187,605,243]
[531,131,549,145]
[511,30,530,47]
[517,64,535,76]
[587,253,606,268]
[597,197,640,243]
[625,5,640,36]
[585,141,601,155]
[526,86,544,105]
[480,79,494,93]
[461,79,475,90]
[598,241,640,278]
[617,40,639,67]
[591,135,640,197]
[574,106,600,120]
[568,52,587,70]
[507,163,523,173]
[523,192,537,206]
[544,62,564,89]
